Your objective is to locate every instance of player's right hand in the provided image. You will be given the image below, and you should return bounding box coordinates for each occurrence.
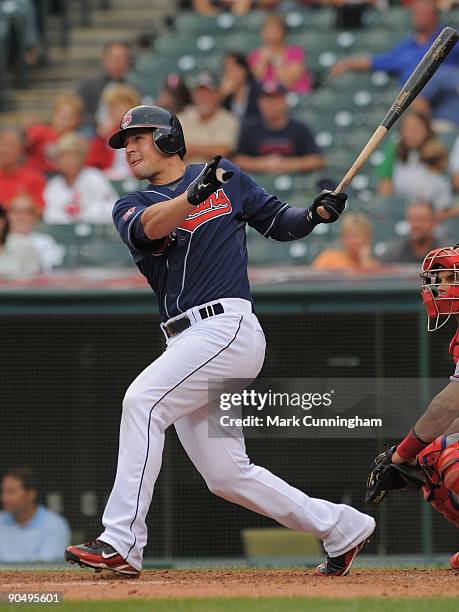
[186,155,234,207]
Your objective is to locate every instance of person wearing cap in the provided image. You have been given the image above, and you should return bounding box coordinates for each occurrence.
[178,72,240,164]
[234,81,325,175]
[64,103,375,579]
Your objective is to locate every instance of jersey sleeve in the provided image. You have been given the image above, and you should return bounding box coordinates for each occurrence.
[112,194,167,260]
[237,167,290,236]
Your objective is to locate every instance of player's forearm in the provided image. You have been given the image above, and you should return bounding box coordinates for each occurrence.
[444,416,459,435]
[281,155,326,173]
[141,193,195,239]
[395,382,459,462]
[232,155,270,173]
[414,383,459,441]
[269,206,317,242]
[340,56,372,72]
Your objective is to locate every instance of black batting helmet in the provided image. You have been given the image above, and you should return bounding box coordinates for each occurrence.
[108,105,186,158]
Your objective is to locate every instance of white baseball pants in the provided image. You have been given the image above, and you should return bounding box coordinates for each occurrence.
[100,298,375,571]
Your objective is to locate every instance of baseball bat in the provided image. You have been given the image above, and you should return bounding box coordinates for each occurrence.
[334,26,459,194]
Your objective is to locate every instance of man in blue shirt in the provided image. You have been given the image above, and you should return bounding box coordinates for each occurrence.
[0,467,70,562]
[234,81,325,175]
[330,1,459,97]
[415,65,459,131]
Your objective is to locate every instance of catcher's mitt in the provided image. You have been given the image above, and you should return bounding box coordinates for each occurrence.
[365,446,425,504]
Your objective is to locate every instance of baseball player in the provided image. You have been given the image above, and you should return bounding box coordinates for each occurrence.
[65,105,376,577]
[366,246,459,570]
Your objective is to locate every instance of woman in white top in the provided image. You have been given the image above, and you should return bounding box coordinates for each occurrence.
[0,195,64,276]
[44,132,118,224]
[376,110,453,212]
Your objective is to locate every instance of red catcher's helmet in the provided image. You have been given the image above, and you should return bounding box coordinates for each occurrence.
[420,246,459,331]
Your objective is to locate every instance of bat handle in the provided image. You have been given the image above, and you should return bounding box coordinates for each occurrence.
[335,125,388,194]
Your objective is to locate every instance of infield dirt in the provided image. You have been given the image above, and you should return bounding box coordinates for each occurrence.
[0,569,457,600]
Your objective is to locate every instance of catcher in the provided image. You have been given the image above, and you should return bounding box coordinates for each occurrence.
[366,245,459,571]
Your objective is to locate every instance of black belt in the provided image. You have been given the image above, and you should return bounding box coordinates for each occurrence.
[164,302,224,338]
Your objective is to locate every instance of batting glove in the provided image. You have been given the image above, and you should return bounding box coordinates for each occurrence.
[186,155,234,207]
[307,190,347,225]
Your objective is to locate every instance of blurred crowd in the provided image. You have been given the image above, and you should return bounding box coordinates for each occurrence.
[1,0,459,277]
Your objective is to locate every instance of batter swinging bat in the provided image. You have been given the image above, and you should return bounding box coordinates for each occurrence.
[335,26,459,194]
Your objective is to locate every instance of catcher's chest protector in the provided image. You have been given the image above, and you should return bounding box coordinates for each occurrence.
[418,437,459,528]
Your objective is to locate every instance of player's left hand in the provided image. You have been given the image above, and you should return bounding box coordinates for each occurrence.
[365,446,425,504]
[307,190,347,225]
[187,155,234,207]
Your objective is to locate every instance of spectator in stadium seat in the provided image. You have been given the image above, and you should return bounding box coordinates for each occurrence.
[249,14,312,95]
[44,133,117,224]
[448,133,459,193]
[0,467,70,562]
[155,73,192,115]
[330,0,459,107]
[76,41,132,133]
[378,200,441,264]
[220,51,261,123]
[0,126,46,211]
[412,65,459,133]
[312,212,380,272]
[6,195,64,272]
[86,84,141,180]
[234,81,324,174]
[193,0,280,15]
[178,72,240,163]
[0,204,9,246]
[25,92,84,174]
[375,110,453,211]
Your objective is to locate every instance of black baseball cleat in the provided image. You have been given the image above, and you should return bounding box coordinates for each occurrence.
[314,536,370,577]
[65,539,140,577]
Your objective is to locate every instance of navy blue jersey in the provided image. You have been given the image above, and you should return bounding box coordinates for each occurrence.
[113,159,290,322]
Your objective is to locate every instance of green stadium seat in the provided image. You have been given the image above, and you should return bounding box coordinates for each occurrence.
[0,18,8,110]
[110,178,145,197]
[220,32,261,54]
[174,13,219,35]
[37,224,133,268]
[76,240,133,268]
[301,7,335,30]
[134,54,179,77]
[291,30,338,54]
[437,130,459,152]
[362,6,411,31]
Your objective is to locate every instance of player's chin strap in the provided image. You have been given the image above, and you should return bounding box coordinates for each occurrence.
[427,307,453,332]
[424,285,455,332]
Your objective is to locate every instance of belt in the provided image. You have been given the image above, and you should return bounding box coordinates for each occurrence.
[163,302,224,338]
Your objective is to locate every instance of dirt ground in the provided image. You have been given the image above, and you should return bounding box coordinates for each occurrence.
[0,569,458,600]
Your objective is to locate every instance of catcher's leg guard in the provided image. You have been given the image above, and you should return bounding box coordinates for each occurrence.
[418,436,459,528]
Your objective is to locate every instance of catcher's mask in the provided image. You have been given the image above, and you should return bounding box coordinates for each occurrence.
[108,105,186,159]
[420,246,459,331]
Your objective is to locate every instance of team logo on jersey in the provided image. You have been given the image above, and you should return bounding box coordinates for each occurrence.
[122,206,137,221]
[120,110,133,129]
[179,188,232,232]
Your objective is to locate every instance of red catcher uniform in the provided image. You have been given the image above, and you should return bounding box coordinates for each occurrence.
[417,324,459,528]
